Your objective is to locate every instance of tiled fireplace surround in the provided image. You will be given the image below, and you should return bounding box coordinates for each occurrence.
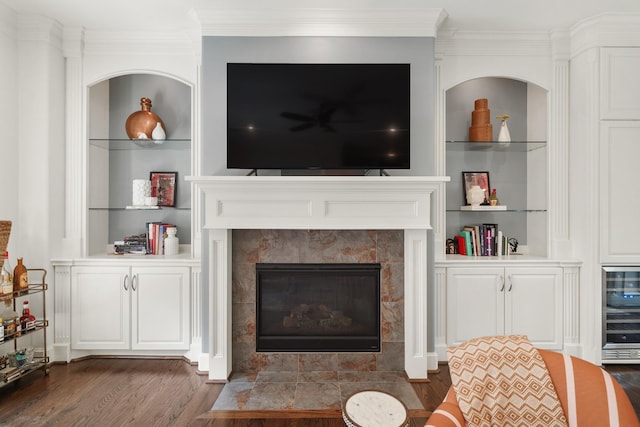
[232,229,405,373]
[189,176,448,381]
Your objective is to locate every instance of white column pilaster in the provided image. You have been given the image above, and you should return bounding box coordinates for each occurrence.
[550,31,571,258]
[62,27,85,258]
[207,228,232,381]
[404,228,429,379]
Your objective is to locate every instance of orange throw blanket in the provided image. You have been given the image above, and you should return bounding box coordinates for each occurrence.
[446,335,567,427]
[426,336,640,427]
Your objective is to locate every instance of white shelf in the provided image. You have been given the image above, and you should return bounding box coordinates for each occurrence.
[125,205,161,210]
[460,205,507,211]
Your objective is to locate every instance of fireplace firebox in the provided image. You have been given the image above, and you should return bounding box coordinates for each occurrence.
[256,263,381,352]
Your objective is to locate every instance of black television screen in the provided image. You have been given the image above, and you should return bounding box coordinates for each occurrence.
[226,63,410,171]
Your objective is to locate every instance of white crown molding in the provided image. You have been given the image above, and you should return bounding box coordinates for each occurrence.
[550,30,571,61]
[62,27,85,59]
[571,12,640,57]
[17,15,62,48]
[435,30,551,58]
[82,30,198,57]
[193,7,448,37]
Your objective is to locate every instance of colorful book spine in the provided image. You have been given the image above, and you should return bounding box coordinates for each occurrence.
[458,230,473,256]
[455,235,467,255]
[455,223,505,256]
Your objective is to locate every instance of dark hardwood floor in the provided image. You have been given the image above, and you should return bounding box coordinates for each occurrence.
[0,358,636,427]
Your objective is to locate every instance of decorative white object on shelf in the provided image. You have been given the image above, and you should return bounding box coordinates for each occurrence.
[152,121,166,142]
[144,196,158,206]
[497,114,511,142]
[132,179,151,206]
[460,205,507,211]
[466,185,485,207]
[125,205,160,210]
[164,227,179,256]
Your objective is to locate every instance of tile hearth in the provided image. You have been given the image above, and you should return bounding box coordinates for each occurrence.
[210,228,429,415]
[211,370,426,413]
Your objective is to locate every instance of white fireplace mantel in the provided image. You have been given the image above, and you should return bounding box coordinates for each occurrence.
[187,175,449,381]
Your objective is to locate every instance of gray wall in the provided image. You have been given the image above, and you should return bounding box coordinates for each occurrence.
[201,36,435,176]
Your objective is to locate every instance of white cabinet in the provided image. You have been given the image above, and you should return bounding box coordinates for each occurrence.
[71,265,190,351]
[599,48,640,263]
[71,265,129,350]
[446,266,563,350]
[600,48,640,120]
[600,121,640,263]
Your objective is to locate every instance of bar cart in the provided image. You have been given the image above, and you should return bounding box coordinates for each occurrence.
[0,268,49,384]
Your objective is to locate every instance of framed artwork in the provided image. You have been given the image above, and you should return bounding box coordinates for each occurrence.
[150,172,177,207]
[462,171,490,205]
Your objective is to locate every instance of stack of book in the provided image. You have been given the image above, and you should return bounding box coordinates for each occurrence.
[147,222,176,255]
[454,224,510,256]
[114,234,148,255]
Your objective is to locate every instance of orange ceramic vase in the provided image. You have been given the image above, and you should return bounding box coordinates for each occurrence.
[125,97,166,140]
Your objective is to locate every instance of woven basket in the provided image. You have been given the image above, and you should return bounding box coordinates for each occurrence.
[0,221,11,269]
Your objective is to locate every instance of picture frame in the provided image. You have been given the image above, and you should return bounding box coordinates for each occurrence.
[462,171,490,205]
[150,172,177,207]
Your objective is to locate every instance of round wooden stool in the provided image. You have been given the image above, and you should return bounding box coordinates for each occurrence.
[342,390,409,427]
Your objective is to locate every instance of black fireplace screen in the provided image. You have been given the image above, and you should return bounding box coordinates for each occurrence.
[256,263,381,352]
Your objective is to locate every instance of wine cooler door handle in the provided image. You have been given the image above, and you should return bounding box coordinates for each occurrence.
[132,274,138,292]
[499,275,505,292]
[123,274,129,291]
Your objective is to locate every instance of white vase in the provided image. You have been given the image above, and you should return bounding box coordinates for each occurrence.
[498,120,511,142]
[466,185,485,206]
[164,227,179,256]
[151,121,166,141]
[132,179,151,206]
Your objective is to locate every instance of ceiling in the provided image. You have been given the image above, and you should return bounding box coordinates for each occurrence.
[1,0,640,33]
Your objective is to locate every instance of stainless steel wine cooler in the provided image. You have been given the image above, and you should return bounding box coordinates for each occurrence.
[602,266,640,362]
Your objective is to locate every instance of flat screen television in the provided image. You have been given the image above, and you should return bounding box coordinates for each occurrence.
[226,63,410,171]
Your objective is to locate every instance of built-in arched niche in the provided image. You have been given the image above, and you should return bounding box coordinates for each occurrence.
[87,73,192,256]
[444,77,548,257]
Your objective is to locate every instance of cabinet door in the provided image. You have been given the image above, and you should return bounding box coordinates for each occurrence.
[600,122,640,263]
[505,267,562,349]
[446,268,504,346]
[71,266,130,350]
[131,266,190,350]
[601,48,640,119]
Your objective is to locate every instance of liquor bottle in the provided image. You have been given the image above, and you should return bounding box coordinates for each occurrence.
[13,258,28,295]
[1,252,12,303]
[1,308,19,337]
[20,300,36,331]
